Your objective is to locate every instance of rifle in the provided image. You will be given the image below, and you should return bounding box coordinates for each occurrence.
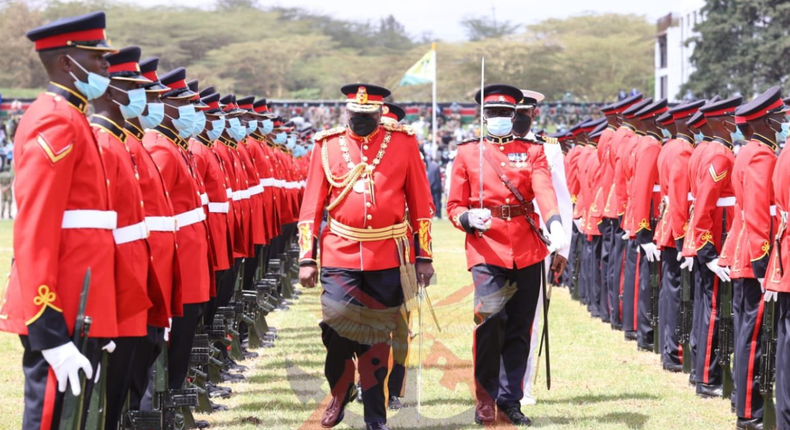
[59,269,93,430]
[759,299,777,430]
[572,228,583,301]
[678,267,693,373]
[152,347,198,430]
[717,279,734,399]
[649,196,661,354]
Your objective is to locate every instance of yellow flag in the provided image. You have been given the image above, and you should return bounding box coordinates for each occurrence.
[399,44,435,86]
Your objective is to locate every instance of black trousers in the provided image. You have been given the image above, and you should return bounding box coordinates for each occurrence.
[130,327,165,411]
[471,262,541,409]
[693,258,722,386]
[579,237,591,305]
[733,278,764,420]
[591,235,605,319]
[104,336,143,430]
[622,239,639,334]
[431,190,442,219]
[168,303,205,390]
[660,248,682,367]
[387,309,410,398]
[20,336,103,430]
[243,245,264,291]
[319,267,403,424]
[608,220,627,327]
[599,219,615,321]
[776,292,790,430]
[636,245,654,348]
[564,225,580,291]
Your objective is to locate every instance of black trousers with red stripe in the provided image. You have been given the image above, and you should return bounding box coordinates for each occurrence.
[471,263,541,410]
[104,336,143,430]
[621,239,639,336]
[636,246,654,349]
[660,248,682,367]
[578,237,591,305]
[599,219,616,322]
[607,218,626,327]
[692,260,722,387]
[734,278,764,420]
[20,336,103,430]
[776,292,790,430]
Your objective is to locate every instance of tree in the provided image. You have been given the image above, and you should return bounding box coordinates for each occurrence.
[682,0,790,98]
[460,11,520,41]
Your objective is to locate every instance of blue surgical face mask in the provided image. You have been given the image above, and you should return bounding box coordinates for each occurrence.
[307,142,314,151]
[485,116,513,137]
[227,118,245,141]
[167,103,197,139]
[139,102,164,129]
[694,132,705,143]
[780,123,790,143]
[192,110,207,137]
[110,86,147,119]
[260,119,274,135]
[246,120,258,134]
[207,117,225,141]
[274,132,287,144]
[67,55,110,100]
[730,127,745,143]
[660,128,671,139]
[286,135,297,149]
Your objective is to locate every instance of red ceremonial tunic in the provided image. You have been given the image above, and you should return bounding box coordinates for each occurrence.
[603,125,635,219]
[589,125,616,221]
[619,129,642,233]
[191,134,231,271]
[239,139,266,245]
[766,141,790,292]
[665,134,696,251]
[631,133,662,246]
[247,134,278,242]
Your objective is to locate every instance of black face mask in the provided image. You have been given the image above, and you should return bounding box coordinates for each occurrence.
[349,115,379,136]
[513,115,532,136]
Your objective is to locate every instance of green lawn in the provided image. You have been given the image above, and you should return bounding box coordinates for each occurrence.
[0,220,734,429]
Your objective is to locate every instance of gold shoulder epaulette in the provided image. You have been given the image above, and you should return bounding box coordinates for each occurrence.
[544,136,559,144]
[382,122,415,136]
[315,126,345,142]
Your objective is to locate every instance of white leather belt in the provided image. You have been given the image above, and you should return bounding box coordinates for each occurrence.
[146,216,177,232]
[274,179,286,188]
[113,220,148,244]
[300,180,306,188]
[249,184,264,195]
[208,202,230,213]
[200,193,209,205]
[771,205,777,216]
[688,193,695,202]
[717,197,736,207]
[652,184,661,192]
[62,210,118,230]
[175,208,206,228]
[260,178,275,187]
[226,188,232,199]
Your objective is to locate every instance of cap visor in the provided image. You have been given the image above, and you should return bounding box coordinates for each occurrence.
[482,102,515,109]
[73,41,116,52]
[163,89,198,100]
[111,75,153,84]
[346,102,382,113]
[144,82,170,93]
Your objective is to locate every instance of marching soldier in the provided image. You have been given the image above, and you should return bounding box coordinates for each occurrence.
[0,12,122,429]
[446,84,567,427]
[298,83,434,430]
[726,87,784,430]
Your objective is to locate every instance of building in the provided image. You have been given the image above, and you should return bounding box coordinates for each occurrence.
[655,0,705,102]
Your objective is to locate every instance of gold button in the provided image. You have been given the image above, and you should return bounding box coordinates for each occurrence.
[366,202,372,208]
[501,162,506,167]
[363,145,369,150]
[367,226,373,230]
[500,146,505,151]
[106,179,110,187]
[362,156,369,162]
[505,198,510,204]
[135,173,140,181]
[141,201,145,208]
[366,214,372,220]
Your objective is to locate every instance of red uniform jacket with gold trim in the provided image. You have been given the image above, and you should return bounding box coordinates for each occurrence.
[239,140,266,246]
[614,125,639,222]
[145,127,211,303]
[191,135,231,271]
[767,142,790,292]
[299,125,433,270]
[125,124,182,320]
[447,136,560,270]
[581,145,602,236]
[566,145,582,216]
[631,133,662,245]
[683,139,735,263]
[655,136,692,249]
[603,125,634,219]
[590,125,615,221]
[620,131,643,233]
[247,134,279,242]
[665,135,695,252]
[0,86,119,349]
[725,138,777,280]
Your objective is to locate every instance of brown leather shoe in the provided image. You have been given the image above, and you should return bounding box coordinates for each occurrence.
[474,401,496,425]
[321,384,357,428]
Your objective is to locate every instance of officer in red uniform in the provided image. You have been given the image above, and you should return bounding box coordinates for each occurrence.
[0,12,120,430]
[766,113,790,430]
[144,67,212,390]
[571,120,596,305]
[726,87,785,430]
[599,94,642,329]
[564,122,585,296]
[446,84,566,427]
[618,97,653,342]
[578,119,606,317]
[91,45,173,430]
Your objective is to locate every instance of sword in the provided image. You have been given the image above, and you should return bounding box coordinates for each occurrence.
[59,268,92,430]
[478,57,485,211]
[417,285,425,422]
[533,260,552,389]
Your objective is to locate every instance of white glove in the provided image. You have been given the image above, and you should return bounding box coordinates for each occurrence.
[705,258,731,283]
[573,218,582,230]
[640,242,661,262]
[764,290,778,302]
[41,342,93,396]
[164,318,172,342]
[759,277,766,293]
[676,252,683,262]
[621,230,631,240]
[547,220,568,253]
[680,256,694,271]
[467,209,492,232]
[93,341,117,383]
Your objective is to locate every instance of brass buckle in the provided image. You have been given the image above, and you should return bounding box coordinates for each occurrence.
[501,205,511,220]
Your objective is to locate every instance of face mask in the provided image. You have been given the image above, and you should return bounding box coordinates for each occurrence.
[768,118,789,143]
[110,86,147,119]
[694,132,705,143]
[286,135,297,150]
[192,110,207,137]
[207,118,225,141]
[660,128,671,139]
[227,118,246,141]
[68,55,110,100]
[730,126,745,143]
[349,115,378,136]
[139,102,164,129]
[246,120,258,134]
[307,143,314,151]
[260,119,274,135]
[512,115,532,136]
[168,104,197,139]
[486,116,513,136]
[274,132,287,144]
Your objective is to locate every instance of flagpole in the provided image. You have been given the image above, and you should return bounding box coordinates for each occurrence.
[431,42,437,159]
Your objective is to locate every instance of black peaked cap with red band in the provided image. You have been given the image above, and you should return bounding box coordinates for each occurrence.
[735,86,788,122]
[139,57,169,92]
[159,67,197,100]
[474,84,523,109]
[700,95,743,118]
[27,11,114,52]
[104,46,151,83]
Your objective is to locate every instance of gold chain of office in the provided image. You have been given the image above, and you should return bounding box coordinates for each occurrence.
[321,131,392,211]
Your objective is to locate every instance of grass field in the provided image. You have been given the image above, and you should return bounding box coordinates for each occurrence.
[0,220,735,429]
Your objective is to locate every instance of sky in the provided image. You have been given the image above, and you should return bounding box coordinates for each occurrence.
[130,0,702,42]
